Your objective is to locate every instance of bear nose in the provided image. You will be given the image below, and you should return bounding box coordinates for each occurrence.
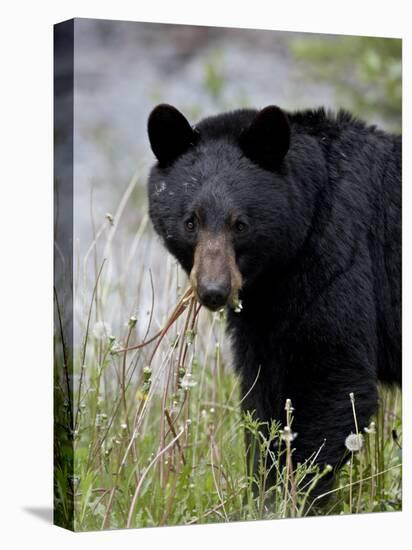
[198,282,230,311]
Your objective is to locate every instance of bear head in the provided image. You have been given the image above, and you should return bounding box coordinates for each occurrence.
[146,103,314,311]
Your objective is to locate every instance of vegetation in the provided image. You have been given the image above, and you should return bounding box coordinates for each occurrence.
[54,179,402,531]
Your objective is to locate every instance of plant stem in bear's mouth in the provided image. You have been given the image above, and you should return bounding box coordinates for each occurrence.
[115,286,197,353]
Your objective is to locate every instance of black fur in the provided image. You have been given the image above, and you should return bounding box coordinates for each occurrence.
[146,104,402,496]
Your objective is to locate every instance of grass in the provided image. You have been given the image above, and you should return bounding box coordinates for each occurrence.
[54,172,402,531]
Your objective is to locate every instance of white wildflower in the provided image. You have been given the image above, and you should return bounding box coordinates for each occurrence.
[93,321,112,341]
[181,373,197,389]
[364,421,376,434]
[280,426,298,443]
[345,432,364,452]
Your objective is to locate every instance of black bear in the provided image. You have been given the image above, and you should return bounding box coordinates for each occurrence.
[146,103,401,497]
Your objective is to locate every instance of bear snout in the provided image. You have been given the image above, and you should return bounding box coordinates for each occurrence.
[197,280,231,311]
[189,231,242,311]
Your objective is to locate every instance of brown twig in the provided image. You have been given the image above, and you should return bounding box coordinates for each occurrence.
[165,409,186,465]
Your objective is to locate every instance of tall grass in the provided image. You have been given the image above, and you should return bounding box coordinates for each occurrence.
[54,173,402,531]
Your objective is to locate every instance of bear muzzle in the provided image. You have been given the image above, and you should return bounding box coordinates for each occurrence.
[189,231,243,311]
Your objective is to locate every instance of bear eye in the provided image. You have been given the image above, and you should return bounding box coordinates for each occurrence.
[184,216,197,233]
[233,220,248,234]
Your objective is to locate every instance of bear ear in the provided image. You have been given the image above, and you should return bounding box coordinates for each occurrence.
[147,104,198,167]
[239,106,290,170]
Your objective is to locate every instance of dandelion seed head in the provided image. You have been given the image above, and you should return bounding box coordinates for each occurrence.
[345,432,363,452]
[181,373,197,389]
[280,427,298,443]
